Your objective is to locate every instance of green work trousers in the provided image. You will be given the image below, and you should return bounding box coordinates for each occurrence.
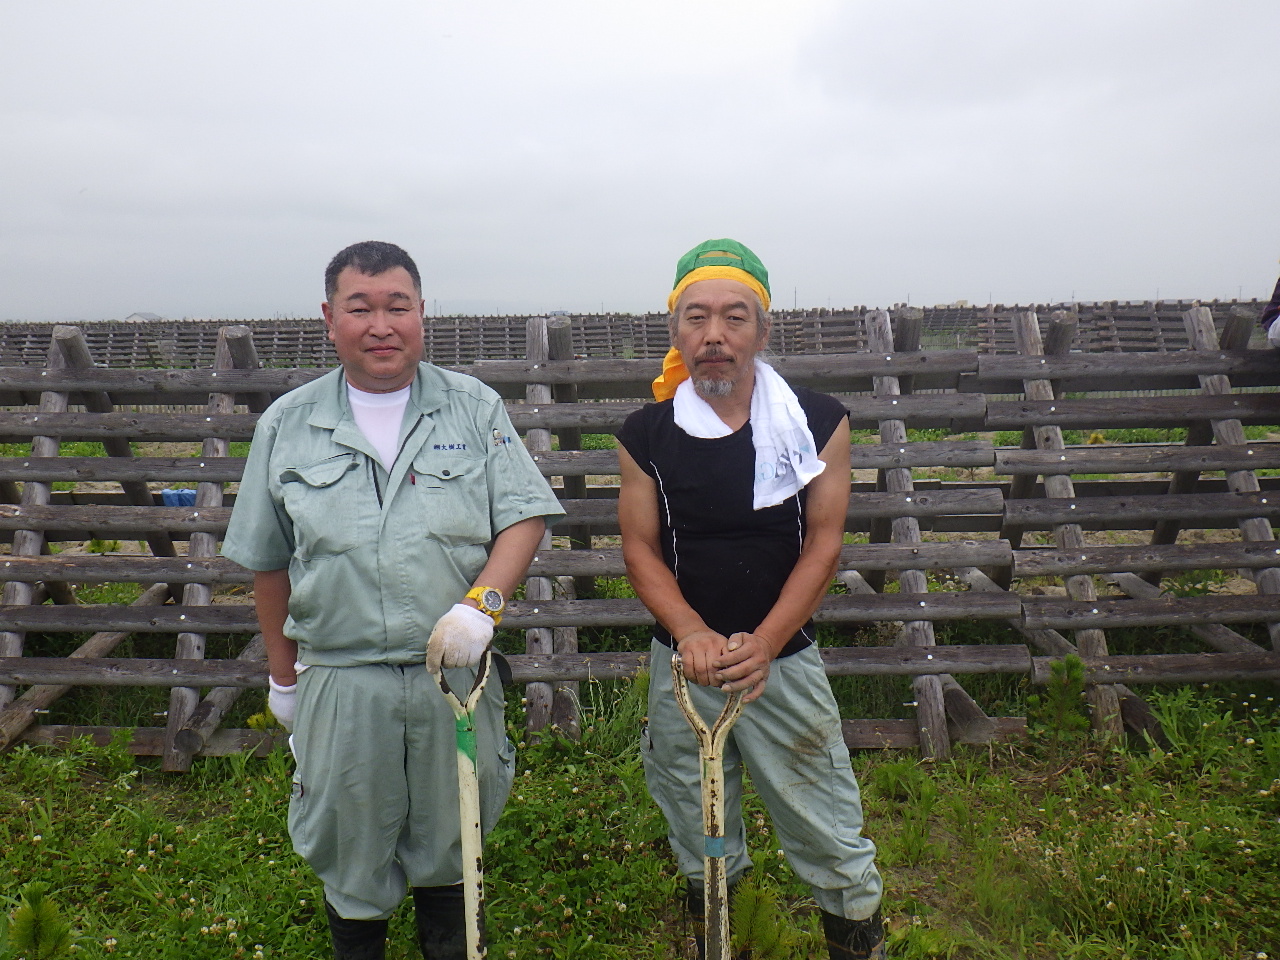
[643,640,883,921]
[289,662,515,920]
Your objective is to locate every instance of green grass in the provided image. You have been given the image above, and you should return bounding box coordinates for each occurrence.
[1,684,1277,959]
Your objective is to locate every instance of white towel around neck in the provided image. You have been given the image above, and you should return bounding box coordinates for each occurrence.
[672,358,825,510]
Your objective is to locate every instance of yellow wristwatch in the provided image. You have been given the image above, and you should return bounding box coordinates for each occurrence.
[465,586,505,625]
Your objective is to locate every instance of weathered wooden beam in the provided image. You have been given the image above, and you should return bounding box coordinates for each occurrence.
[25,391,1274,440]
[848,440,994,469]
[1032,652,1280,685]
[0,540,1015,585]
[0,366,327,395]
[975,349,1280,385]
[0,644,1031,687]
[0,555,254,583]
[0,503,232,534]
[1023,594,1280,629]
[1015,542,1280,576]
[0,591,1025,633]
[0,457,248,484]
[1004,491,1280,526]
[996,443,1280,475]
[0,439,1000,483]
[985,393,1280,430]
[841,717,1026,749]
[0,350,981,394]
[18,724,280,757]
[8,647,1269,692]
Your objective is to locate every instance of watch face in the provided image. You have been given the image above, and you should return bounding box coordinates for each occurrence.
[481,588,504,612]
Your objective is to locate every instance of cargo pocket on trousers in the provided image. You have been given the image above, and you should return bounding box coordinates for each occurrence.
[482,737,518,833]
[288,773,314,860]
[827,743,859,834]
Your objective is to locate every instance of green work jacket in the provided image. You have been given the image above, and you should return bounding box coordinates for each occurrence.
[222,363,565,665]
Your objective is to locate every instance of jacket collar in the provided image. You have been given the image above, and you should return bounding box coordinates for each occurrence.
[306,363,448,432]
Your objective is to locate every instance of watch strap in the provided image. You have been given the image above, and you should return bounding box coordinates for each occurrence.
[465,586,504,625]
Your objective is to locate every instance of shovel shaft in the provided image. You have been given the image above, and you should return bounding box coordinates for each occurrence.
[670,653,744,960]
[434,652,493,960]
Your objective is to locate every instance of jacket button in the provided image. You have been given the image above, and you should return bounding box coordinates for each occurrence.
[442,470,451,477]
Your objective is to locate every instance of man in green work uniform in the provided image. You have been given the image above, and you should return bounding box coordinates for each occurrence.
[223,241,564,960]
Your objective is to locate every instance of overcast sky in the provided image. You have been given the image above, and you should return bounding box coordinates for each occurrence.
[2,1,1278,322]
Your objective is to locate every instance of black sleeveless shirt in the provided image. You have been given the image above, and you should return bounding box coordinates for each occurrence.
[616,386,848,657]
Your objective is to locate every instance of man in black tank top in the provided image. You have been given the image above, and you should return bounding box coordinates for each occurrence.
[617,240,885,959]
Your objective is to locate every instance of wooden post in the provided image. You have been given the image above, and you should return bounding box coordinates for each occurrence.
[171,326,269,758]
[1183,306,1280,650]
[992,312,1077,588]
[863,308,955,759]
[1009,310,1123,739]
[162,327,240,771]
[54,327,180,566]
[546,318,583,737]
[0,326,73,709]
[524,317,555,733]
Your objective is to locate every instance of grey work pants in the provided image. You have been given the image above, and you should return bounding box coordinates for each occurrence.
[289,662,515,920]
[643,640,883,921]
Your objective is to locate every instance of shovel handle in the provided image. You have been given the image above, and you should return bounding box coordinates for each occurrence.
[434,648,493,720]
[670,652,744,960]
[670,652,744,757]
[431,650,492,960]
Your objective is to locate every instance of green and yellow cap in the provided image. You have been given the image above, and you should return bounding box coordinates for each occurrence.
[666,238,771,313]
[654,238,771,401]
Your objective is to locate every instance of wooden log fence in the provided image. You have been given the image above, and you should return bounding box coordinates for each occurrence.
[1,306,1279,761]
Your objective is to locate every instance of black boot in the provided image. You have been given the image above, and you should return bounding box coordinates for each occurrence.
[685,882,750,960]
[821,908,886,960]
[412,884,471,960]
[325,901,388,960]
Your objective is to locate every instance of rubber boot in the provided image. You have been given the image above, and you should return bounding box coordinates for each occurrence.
[412,884,470,960]
[325,901,388,960]
[685,881,749,960]
[821,908,886,960]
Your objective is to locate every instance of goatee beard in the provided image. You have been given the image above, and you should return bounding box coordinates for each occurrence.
[693,378,733,399]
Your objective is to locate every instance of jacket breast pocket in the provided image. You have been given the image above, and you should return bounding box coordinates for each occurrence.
[279,454,361,559]
[413,453,492,546]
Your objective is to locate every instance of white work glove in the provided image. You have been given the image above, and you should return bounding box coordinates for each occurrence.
[426,603,495,673]
[268,677,297,732]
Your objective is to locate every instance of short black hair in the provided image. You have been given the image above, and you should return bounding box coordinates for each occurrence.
[324,241,422,301]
